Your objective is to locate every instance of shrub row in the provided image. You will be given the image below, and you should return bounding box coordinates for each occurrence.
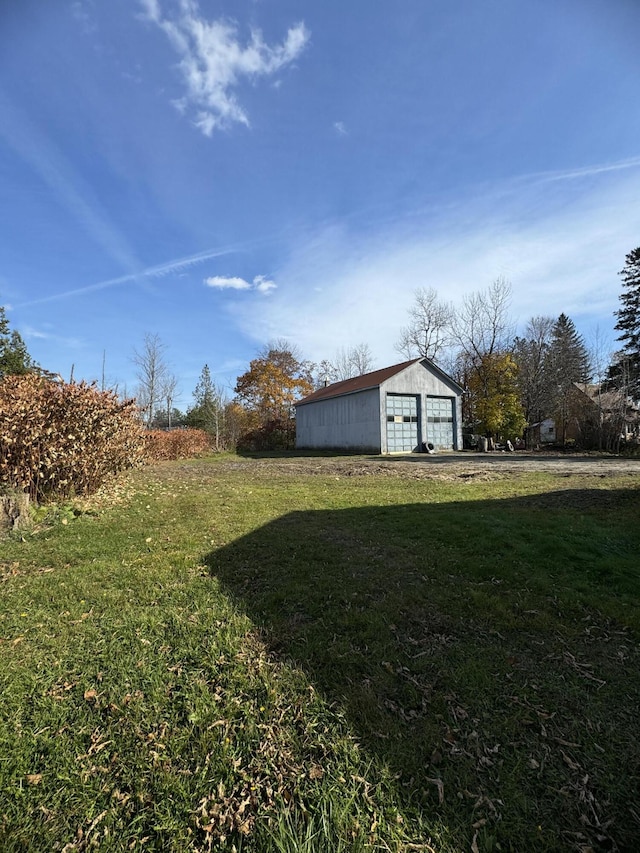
[0,375,146,502]
[237,417,296,451]
[144,428,212,461]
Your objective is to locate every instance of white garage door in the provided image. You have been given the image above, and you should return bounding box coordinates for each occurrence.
[386,394,419,452]
[426,396,454,450]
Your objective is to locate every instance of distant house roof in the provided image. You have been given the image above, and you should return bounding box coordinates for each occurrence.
[296,358,463,407]
[581,383,640,420]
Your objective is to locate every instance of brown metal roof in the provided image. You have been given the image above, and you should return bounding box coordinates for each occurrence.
[296,359,422,406]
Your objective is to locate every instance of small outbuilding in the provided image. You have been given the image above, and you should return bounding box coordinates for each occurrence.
[295,358,463,453]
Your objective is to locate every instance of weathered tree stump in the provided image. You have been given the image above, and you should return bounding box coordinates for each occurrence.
[0,493,30,531]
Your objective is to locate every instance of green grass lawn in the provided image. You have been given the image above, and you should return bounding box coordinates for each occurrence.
[1,456,639,852]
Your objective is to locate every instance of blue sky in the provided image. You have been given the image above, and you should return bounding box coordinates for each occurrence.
[2,0,640,406]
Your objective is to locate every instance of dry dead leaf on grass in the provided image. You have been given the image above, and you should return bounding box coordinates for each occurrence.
[561,650,607,687]
[561,750,581,771]
[425,776,444,804]
[26,773,43,785]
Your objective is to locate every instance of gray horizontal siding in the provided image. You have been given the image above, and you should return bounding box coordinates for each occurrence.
[296,388,381,450]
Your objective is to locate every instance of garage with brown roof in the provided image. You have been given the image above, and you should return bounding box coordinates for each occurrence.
[295,358,463,453]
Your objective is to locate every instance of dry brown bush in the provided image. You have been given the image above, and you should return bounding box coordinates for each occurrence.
[144,428,212,461]
[0,375,146,502]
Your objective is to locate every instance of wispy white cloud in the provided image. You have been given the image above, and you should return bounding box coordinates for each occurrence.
[523,156,640,185]
[145,245,240,277]
[139,0,309,134]
[14,243,241,308]
[253,275,277,294]
[234,159,640,365]
[204,274,276,294]
[333,121,348,136]
[22,325,83,349]
[71,0,97,34]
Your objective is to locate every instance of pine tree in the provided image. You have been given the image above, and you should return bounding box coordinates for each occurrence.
[609,247,640,397]
[187,364,226,448]
[547,314,591,384]
[0,307,37,377]
[546,314,591,444]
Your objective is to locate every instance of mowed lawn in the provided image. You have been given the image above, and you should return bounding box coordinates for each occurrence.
[1,455,639,852]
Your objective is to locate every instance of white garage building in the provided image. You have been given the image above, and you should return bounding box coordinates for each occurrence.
[295,358,464,453]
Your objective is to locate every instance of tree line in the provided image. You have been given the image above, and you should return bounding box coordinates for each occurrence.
[394,278,593,444]
[131,334,376,451]
[393,248,640,448]
[2,247,639,452]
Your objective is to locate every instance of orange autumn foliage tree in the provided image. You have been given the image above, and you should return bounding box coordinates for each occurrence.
[234,344,314,426]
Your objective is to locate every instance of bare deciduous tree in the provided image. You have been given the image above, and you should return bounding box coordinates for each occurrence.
[451,277,514,366]
[395,287,452,363]
[513,315,555,430]
[589,325,613,389]
[349,342,375,376]
[333,344,375,381]
[449,278,515,436]
[162,372,180,429]
[315,344,375,386]
[330,347,353,382]
[132,333,170,427]
[315,359,335,388]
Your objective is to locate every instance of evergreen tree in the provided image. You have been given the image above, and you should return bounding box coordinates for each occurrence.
[546,314,591,444]
[547,314,590,385]
[608,247,640,397]
[0,307,37,377]
[187,364,227,448]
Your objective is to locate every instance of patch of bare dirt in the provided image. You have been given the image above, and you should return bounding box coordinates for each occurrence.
[202,452,640,480]
[165,457,506,483]
[138,451,640,490]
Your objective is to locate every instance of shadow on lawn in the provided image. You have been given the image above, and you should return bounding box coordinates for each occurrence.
[206,488,640,849]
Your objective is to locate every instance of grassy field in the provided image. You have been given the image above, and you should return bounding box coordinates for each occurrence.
[1,454,639,852]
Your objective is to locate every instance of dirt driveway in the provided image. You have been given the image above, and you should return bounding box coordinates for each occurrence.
[394,450,640,476]
[222,451,640,482]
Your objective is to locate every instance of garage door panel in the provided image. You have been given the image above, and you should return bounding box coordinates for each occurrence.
[426,397,454,450]
[386,394,419,452]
